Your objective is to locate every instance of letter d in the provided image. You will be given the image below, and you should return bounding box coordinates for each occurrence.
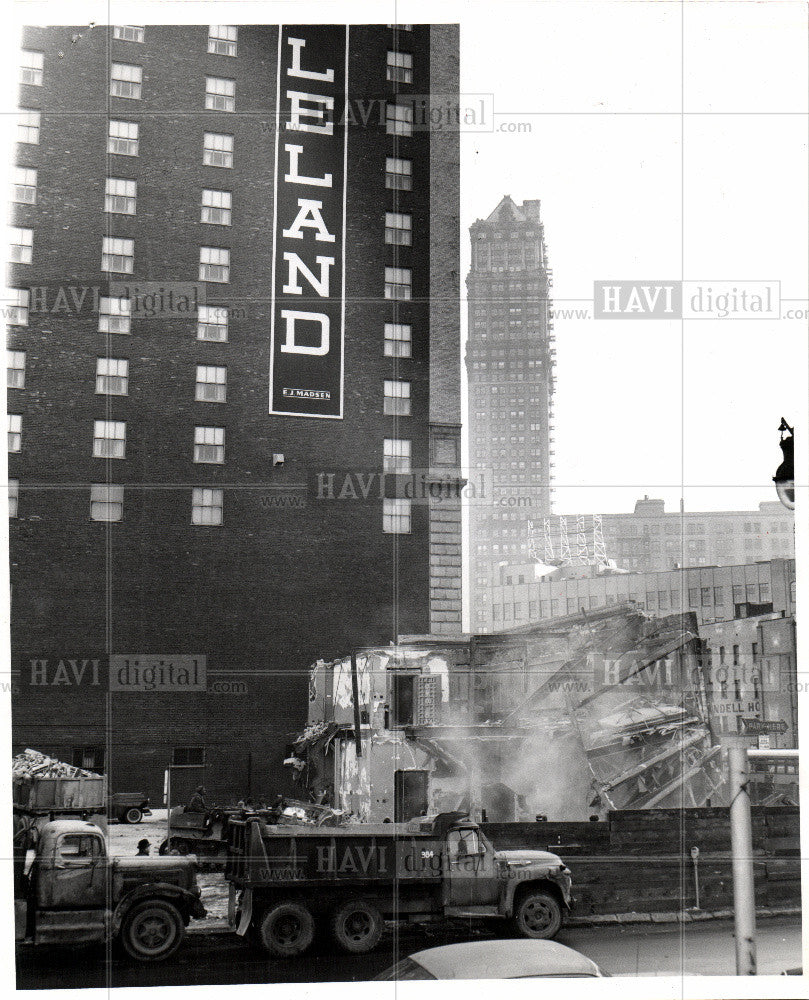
[279,310,329,356]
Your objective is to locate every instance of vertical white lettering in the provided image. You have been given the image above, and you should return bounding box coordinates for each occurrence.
[282,253,335,296]
[282,199,336,243]
[284,144,333,188]
[279,310,330,356]
[287,37,335,83]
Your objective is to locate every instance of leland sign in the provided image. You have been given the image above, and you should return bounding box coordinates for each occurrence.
[270,26,348,418]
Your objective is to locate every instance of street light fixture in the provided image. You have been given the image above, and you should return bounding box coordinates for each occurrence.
[772,418,794,510]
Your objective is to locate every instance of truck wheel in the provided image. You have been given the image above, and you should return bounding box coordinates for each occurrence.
[330,899,384,954]
[258,901,315,957]
[512,890,562,940]
[120,900,185,962]
[125,807,143,824]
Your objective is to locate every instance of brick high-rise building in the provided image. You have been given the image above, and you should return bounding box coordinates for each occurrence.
[7,23,461,801]
[466,196,554,633]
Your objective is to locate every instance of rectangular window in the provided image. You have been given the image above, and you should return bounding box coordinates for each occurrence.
[383,498,411,533]
[95,357,129,395]
[385,156,412,190]
[205,76,235,112]
[196,365,227,402]
[101,236,134,273]
[7,350,26,389]
[688,587,699,608]
[201,189,232,225]
[383,380,411,416]
[192,488,223,525]
[110,62,142,99]
[385,211,412,245]
[383,438,411,473]
[194,426,225,463]
[13,167,37,204]
[8,414,22,452]
[384,322,412,357]
[384,266,411,300]
[90,484,124,522]
[746,583,758,602]
[104,177,137,215]
[8,479,18,517]
[733,644,740,666]
[21,50,44,86]
[701,586,712,606]
[10,227,33,264]
[387,51,413,83]
[759,581,771,601]
[714,586,724,604]
[197,305,228,342]
[199,247,230,282]
[99,296,131,334]
[203,132,233,167]
[386,102,413,136]
[172,746,206,767]
[17,110,40,144]
[93,420,126,458]
[208,25,238,56]
[113,25,144,43]
[108,120,139,156]
[8,289,29,326]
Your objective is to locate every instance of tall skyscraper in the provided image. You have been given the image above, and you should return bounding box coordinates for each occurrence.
[8,23,461,799]
[465,196,554,632]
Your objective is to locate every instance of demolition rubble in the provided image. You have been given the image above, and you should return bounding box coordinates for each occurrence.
[287,604,730,822]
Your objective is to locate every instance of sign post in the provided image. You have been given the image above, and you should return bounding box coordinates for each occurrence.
[164,767,171,850]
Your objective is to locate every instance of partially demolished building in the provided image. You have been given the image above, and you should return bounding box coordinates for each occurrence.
[287,604,729,822]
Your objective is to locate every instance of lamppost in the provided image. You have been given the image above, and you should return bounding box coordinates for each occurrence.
[772,419,794,510]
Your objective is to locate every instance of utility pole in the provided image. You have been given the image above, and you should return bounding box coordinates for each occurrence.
[728,744,756,975]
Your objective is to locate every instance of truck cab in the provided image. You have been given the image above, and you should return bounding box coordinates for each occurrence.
[15,820,206,961]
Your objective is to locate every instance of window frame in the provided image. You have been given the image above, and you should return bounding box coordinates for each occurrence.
[90,484,124,522]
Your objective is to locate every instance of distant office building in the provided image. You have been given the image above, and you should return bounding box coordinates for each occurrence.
[466,196,555,622]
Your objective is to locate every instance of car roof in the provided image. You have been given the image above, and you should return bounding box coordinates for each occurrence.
[408,939,602,979]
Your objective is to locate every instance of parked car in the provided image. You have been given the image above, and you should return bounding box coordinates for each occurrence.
[373,939,607,980]
[110,793,151,824]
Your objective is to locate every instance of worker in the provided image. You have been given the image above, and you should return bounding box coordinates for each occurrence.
[136,839,150,856]
[186,785,207,813]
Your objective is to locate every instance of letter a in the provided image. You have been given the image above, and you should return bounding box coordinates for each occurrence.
[282,199,336,243]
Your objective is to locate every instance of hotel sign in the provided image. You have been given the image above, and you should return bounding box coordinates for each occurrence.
[269,25,348,419]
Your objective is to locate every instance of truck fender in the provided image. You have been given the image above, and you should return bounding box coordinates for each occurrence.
[111,882,206,936]
[501,875,567,917]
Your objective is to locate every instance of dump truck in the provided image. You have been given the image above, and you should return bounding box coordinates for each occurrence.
[14,818,206,961]
[224,811,573,957]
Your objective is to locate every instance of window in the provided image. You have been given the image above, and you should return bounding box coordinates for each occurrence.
[199,247,230,282]
[8,480,18,518]
[194,426,225,463]
[8,289,29,326]
[385,212,412,245]
[172,746,205,767]
[701,586,712,606]
[197,305,228,342]
[108,120,139,156]
[59,834,103,860]
[203,132,233,167]
[383,498,411,533]
[383,380,411,415]
[8,414,22,452]
[21,50,44,86]
[384,322,411,357]
[208,25,238,56]
[386,102,413,136]
[13,167,37,204]
[201,189,232,225]
[759,581,771,601]
[95,357,128,395]
[387,51,413,83]
[90,484,124,522]
[383,438,411,473]
[104,177,137,215]
[384,267,411,300]
[93,420,126,458]
[7,350,26,388]
[72,747,104,773]
[10,227,33,264]
[99,296,131,334]
[110,62,142,99]
[206,76,235,111]
[733,644,740,666]
[196,365,227,402]
[101,236,134,273]
[714,586,724,604]
[688,587,699,608]
[385,156,412,190]
[113,24,144,42]
[17,110,40,144]
[192,488,223,525]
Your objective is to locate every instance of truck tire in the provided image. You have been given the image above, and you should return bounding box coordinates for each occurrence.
[512,889,562,940]
[330,899,384,954]
[258,901,315,957]
[120,899,185,962]
[125,807,143,824]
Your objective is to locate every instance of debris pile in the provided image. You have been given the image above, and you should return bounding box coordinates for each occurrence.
[12,748,99,780]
